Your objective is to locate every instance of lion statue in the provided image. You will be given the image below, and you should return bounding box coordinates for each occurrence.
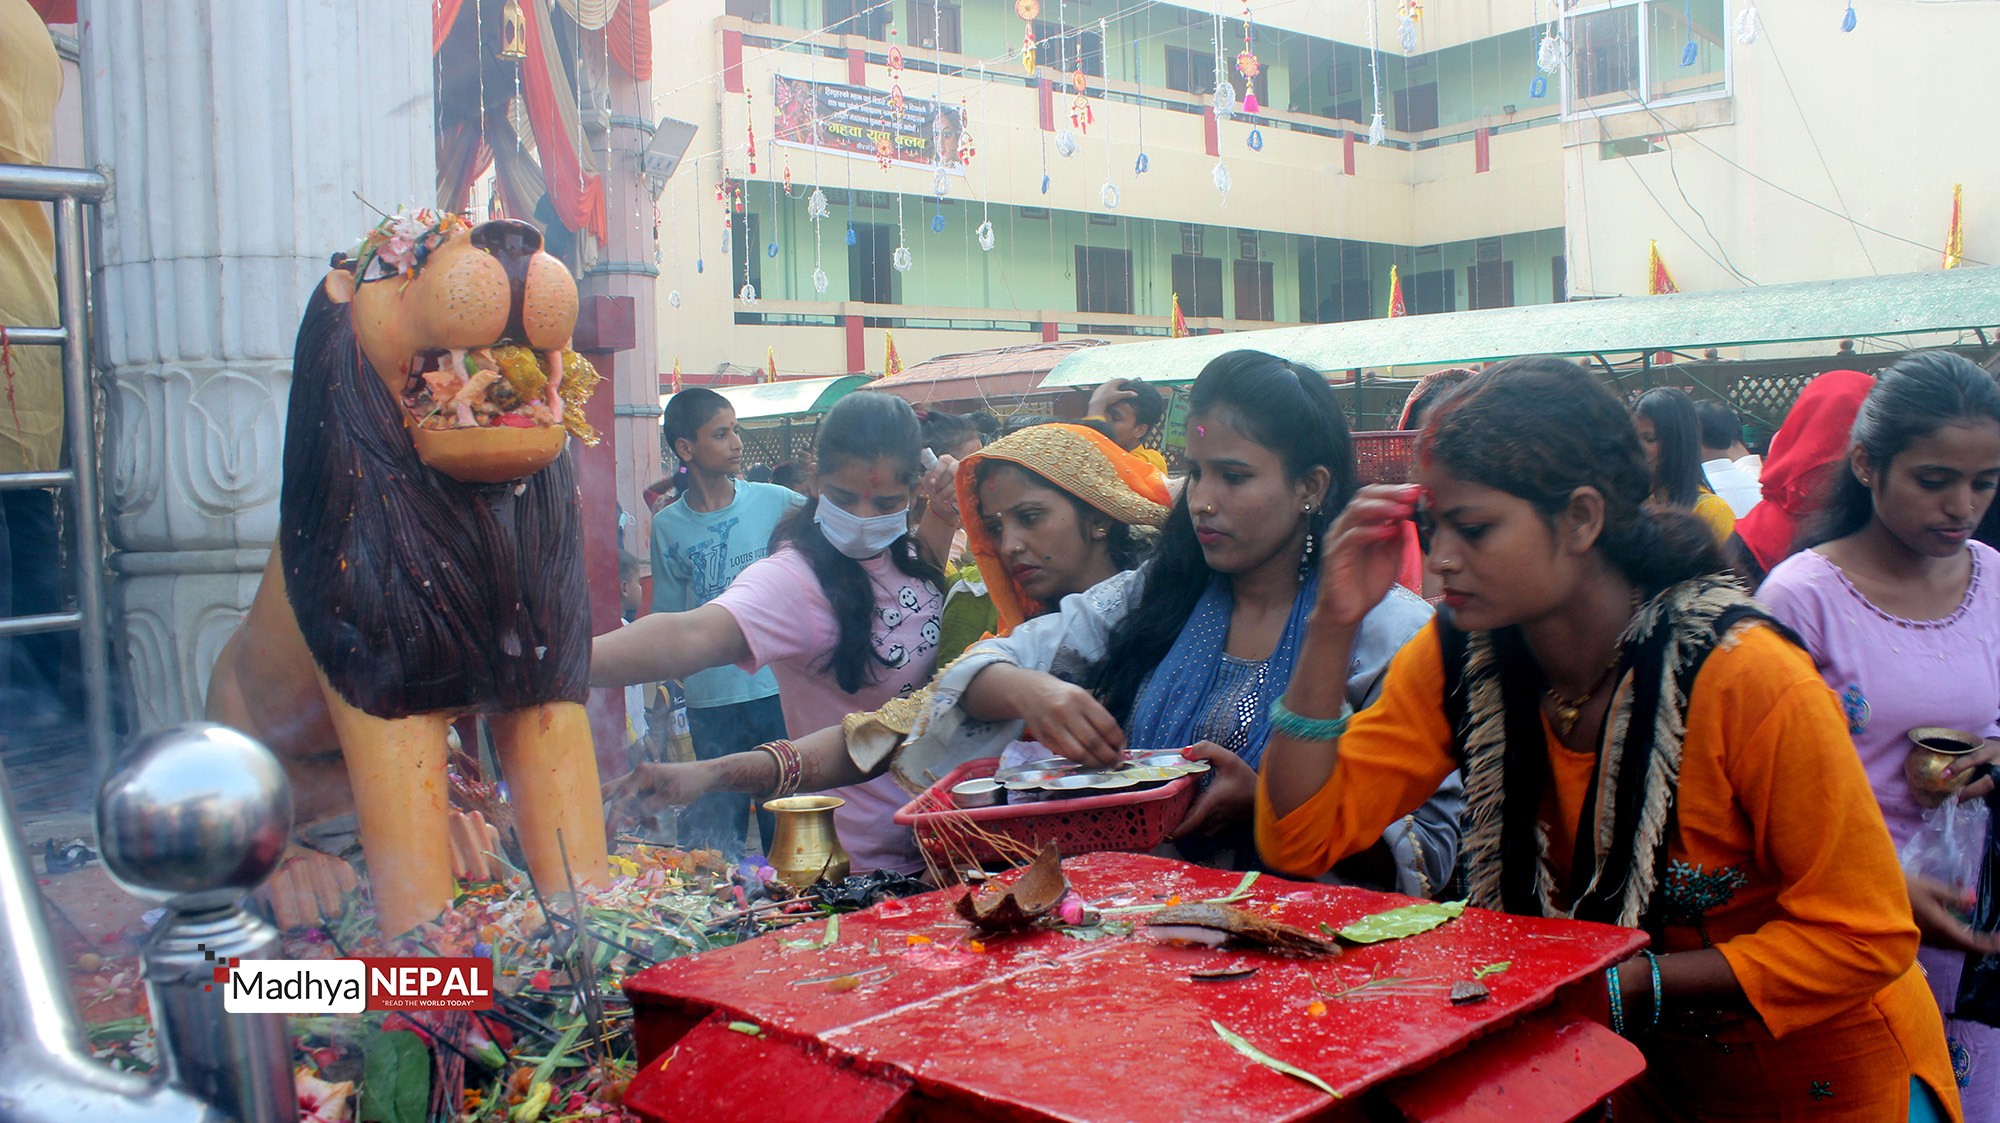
[206,214,608,936]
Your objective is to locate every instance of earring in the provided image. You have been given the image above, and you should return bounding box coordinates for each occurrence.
[1092,527,1108,539]
[1303,503,1312,513]
[1299,529,1317,577]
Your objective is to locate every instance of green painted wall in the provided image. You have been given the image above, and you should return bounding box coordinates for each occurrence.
[738,185,1562,323]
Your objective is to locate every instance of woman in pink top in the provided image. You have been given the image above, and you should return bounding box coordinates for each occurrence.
[1759,352,2000,1114]
[594,392,949,874]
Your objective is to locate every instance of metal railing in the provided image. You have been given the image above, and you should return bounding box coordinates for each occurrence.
[0,163,111,773]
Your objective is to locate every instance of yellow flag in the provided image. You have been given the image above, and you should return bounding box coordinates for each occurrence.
[1945,184,1965,270]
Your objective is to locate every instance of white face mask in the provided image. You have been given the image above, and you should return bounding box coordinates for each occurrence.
[814,498,909,559]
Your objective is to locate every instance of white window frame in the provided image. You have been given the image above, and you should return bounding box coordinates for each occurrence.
[1560,0,1733,121]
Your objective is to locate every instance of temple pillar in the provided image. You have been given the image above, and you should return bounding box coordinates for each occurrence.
[79,0,433,729]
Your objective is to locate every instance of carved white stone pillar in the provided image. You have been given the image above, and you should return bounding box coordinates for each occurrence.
[583,53,661,524]
[79,1,433,730]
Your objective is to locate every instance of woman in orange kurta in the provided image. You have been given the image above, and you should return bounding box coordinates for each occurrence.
[1256,357,1959,1121]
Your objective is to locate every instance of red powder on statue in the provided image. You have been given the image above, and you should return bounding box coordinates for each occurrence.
[0,326,19,432]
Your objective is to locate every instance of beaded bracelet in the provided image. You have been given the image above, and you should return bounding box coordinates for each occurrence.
[1268,694,1354,742]
[1640,949,1662,1033]
[1605,965,1627,1038]
[758,739,803,798]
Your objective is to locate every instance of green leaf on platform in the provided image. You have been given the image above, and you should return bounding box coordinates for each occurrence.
[358,1029,431,1123]
[727,1021,765,1037]
[1337,899,1466,945]
[1473,960,1511,980]
[1212,1020,1339,1098]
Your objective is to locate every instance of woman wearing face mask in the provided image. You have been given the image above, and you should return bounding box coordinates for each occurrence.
[603,423,1171,833]
[593,392,947,874]
[1758,353,2000,1117]
[1259,357,1959,1120]
[1634,388,1736,545]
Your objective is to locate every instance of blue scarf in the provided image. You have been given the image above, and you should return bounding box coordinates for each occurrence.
[1125,568,1319,767]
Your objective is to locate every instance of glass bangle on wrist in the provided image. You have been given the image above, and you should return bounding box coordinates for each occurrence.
[1268,694,1353,741]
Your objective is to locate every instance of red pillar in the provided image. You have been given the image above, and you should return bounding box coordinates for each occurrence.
[1203,108,1220,157]
[577,295,636,782]
[1343,131,1357,175]
[845,314,866,373]
[723,30,745,93]
[1474,127,1492,173]
[1040,321,1059,342]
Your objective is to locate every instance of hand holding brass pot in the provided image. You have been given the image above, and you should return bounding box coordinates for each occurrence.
[1905,727,1984,807]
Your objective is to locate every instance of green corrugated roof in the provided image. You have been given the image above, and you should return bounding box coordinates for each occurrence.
[659,374,873,422]
[1044,267,2000,388]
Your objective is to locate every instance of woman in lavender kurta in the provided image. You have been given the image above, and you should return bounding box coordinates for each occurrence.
[1760,352,2000,1117]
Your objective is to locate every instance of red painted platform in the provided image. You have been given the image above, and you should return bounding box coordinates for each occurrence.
[623,853,1646,1122]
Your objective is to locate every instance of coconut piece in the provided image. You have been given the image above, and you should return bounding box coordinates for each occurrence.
[952,845,1067,933]
[1144,903,1340,955]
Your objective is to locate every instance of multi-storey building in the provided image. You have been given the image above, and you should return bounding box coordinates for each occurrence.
[650,0,1996,384]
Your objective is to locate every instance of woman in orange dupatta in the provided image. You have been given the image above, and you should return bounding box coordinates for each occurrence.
[1256,357,1958,1120]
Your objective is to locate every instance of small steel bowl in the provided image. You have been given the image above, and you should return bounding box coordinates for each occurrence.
[1906,726,1985,804]
[1042,773,1108,796]
[951,778,1005,808]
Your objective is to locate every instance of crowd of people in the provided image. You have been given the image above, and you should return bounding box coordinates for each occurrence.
[600,354,1999,1120]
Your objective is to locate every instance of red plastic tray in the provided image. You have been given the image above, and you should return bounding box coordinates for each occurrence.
[892,756,1195,877]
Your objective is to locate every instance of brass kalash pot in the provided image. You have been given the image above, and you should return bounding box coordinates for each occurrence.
[763,796,851,888]
[1906,726,1985,806]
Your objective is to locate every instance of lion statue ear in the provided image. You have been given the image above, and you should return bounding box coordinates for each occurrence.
[323,255,357,305]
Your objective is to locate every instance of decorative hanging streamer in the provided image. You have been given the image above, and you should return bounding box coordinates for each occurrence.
[1647,240,1678,295]
[740,168,758,303]
[1055,129,1079,157]
[1398,0,1420,56]
[1679,0,1698,66]
[1246,128,1263,151]
[1212,12,1236,121]
[1840,3,1856,32]
[1132,29,1151,175]
[893,195,913,272]
[669,357,682,394]
[1017,0,1040,73]
[1212,160,1231,205]
[764,346,778,383]
[975,63,997,252]
[1170,291,1189,338]
[1069,68,1095,134]
[1236,3,1262,113]
[517,0,607,239]
[1734,3,1761,43]
[1387,264,1407,316]
[1364,0,1386,145]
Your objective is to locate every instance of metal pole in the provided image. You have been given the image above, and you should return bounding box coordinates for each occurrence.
[55,196,113,776]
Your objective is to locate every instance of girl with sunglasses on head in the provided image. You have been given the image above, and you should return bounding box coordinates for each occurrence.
[1259,357,1959,1120]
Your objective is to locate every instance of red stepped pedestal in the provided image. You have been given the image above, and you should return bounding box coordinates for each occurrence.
[623,852,1645,1122]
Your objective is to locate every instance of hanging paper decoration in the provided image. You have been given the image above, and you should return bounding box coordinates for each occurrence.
[1069,70,1095,134]
[1841,3,1856,32]
[1680,0,1698,66]
[1647,241,1678,295]
[1055,129,1079,157]
[812,266,829,294]
[1135,153,1149,174]
[1734,3,1761,43]
[1041,172,1050,194]
[808,187,829,220]
[1212,161,1232,204]
[846,224,857,246]
[739,283,759,303]
[956,98,978,167]
[1365,0,1387,145]
[889,84,906,117]
[745,90,758,175]
[766,241,779,258]
[1246,128,1263,151]
[669,358,682,394]
[930,213,946,233]
[933,169,950,198]
[669,290,682,308]
[1212,13,1236,120]
[1398,1,1421,55]
[893,195,912,271]
[875,136,895,170]
[764,347,778,383]
[977,220,996,251]
[500,0,528,60]
[893,245,912,271]
[1530,74,1547,99]
[1101,182,1119,209]
[1387,265,1407,317]
[1021,27,1037,73]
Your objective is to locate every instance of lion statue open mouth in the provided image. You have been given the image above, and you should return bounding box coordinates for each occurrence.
[205,213,609,936]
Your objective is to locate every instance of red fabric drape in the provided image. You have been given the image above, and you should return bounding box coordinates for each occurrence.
[520,0,608,240]
[29,0,75,23]
[436,121,494,213]
[607,0,652,81]
[434,0,467,53]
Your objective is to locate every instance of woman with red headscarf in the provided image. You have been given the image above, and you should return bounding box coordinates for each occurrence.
[1728,370,1876,584]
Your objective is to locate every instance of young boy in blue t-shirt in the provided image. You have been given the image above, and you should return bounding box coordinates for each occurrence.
[650,388,804,850]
